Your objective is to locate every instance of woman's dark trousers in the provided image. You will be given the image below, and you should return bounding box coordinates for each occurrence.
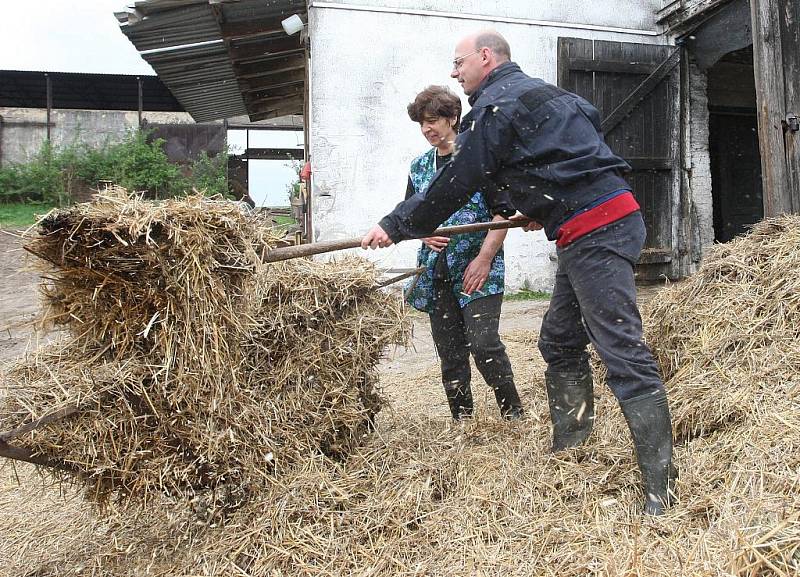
[429,282,523,420]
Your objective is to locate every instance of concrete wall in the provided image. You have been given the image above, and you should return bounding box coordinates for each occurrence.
[0,108,193,167]
[308,1,667,292]
[685,60,715,262]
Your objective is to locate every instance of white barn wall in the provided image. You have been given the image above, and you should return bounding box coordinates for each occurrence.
[308,1,666,292]
[312,0,663,31]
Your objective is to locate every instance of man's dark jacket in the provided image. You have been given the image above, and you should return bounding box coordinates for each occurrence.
[379,62,632,242]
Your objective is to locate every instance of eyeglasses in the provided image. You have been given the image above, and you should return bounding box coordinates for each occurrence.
[452,49,482,71]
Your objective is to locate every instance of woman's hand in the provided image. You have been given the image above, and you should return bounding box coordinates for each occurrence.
[422,236,450,252]
[462,256,491,294]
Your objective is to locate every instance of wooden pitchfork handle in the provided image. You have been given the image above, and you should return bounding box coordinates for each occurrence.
[263,218,531,263]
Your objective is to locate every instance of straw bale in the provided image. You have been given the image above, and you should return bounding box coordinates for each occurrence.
[1,188,408,514]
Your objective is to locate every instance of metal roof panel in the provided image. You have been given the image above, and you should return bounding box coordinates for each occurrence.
[120,0,306,121]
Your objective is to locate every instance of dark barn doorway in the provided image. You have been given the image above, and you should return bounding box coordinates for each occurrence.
[706,46,764,243]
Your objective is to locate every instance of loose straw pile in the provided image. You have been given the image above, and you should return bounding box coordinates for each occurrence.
[2,213,799,576]
[0,188,408,517]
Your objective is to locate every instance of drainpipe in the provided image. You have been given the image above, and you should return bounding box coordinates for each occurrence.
[137,76,143,128]
[45,73,52,142]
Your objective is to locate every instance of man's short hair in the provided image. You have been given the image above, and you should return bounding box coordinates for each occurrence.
[475,31,511,61]
[407,86,462,125]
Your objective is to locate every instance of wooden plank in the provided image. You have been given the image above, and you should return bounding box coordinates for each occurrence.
[250,101,304,121]
[594,40,622,119]
[243,69,305,91]
[658,0,733,34]
[780,0,800,209]
[557,38,571,90]
[239,147,304,161]
[751,0,792,215]
[601,48,681,134]
[639,248,673,264]
[575,38,594,101]
[626,157,673,170]
[557,38,593,98]
[249,97,304,119]
[229,40,304,62]
[565,58,656,75]
[237,54,305,77]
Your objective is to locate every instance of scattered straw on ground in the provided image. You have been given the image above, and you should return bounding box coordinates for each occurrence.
[1,212,799,576]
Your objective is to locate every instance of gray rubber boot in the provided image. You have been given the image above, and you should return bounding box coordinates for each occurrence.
[620,388,677,515]
[444,382,474,421]
[545,368,594,451]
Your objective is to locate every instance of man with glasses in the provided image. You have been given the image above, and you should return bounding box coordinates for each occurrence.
[361,29,676,516]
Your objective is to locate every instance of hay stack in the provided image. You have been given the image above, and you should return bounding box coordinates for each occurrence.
[645,217,800,443]
[0,189,408,514]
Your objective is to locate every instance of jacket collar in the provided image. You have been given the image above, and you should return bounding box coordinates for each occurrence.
[468,61,522,106]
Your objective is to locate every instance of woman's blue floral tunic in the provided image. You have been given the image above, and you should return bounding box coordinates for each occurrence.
[405,147,505,313]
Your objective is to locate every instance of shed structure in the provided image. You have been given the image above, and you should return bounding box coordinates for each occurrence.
[116,0,800,291]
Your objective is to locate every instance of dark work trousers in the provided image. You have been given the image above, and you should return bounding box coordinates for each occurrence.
[429,282,516,400]
[537,211,664,401]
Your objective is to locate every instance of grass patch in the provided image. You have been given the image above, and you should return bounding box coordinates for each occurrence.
[274,215,296,226]
[0,202,55,229]
[505,288,551,301]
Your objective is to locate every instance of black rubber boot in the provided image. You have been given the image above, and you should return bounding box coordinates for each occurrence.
[545,368,594,451]
[444,382,474,421]
[492,380,525,420]
[620,388,677,516]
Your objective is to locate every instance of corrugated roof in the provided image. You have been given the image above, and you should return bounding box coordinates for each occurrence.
[0,70,183,112]
[119,0,307,122]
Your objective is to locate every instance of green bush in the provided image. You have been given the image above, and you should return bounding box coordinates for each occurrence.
[0,141,66,205]
[0,130,229,204]
[117,131,183,196]
[189,149,229,197]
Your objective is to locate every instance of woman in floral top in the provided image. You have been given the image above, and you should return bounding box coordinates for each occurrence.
[404,86,523,420]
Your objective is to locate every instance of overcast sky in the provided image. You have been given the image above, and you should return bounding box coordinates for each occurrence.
[0,1,154,74]
[0,1,301,206]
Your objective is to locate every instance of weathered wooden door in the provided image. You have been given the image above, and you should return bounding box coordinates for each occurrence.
[558,38,681,280]
[750,0,800,215]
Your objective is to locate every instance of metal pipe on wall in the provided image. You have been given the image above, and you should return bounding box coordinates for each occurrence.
[303,40,311,240]
[137,76,144,127]
[45,73,52,141]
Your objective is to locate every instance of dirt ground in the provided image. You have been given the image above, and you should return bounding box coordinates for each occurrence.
[0,230,42,364]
